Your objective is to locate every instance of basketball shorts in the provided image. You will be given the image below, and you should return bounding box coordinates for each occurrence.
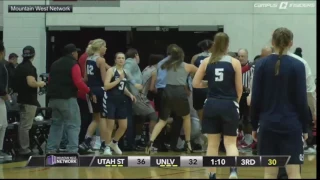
[258,128,304,165]
[202,98,239,136]
[105,97,127,120]
[192,88,208,111]
[159,85,190,120]
[132,93,158,121]
[87,87,105,114]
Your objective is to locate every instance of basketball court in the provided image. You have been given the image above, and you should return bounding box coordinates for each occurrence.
[0,152,316,179]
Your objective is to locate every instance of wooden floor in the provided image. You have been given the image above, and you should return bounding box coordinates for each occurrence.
[0,152,316,179]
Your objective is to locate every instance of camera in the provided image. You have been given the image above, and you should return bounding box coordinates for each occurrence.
[39,73,49,95]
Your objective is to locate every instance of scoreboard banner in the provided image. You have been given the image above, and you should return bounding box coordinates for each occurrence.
[27,154,291,167]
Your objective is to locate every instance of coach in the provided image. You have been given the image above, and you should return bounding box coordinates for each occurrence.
[46,44,94,153]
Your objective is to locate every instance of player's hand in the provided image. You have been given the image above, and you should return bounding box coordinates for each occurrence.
[119,72,125,81]
[130,95,136,103]
[303,133,308,141]
[38,81,46,88]
[91,95,97,104]
[252,131,258,142]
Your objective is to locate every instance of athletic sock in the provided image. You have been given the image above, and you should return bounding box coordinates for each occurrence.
[230,167,237,173]
[209,172,216,179]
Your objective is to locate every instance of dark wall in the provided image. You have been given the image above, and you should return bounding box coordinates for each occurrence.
[46,28,219,73]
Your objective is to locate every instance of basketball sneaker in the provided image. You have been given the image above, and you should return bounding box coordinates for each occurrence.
[229,167,238,179]
[109,142,122,155]
[93,136,101,150]
[79,138,93,153]
[304,147,316,154]
[102,146,112,155]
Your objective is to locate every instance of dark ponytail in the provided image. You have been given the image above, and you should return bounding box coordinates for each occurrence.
[161,45,184,70]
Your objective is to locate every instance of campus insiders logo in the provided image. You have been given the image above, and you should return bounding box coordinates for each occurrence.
[46,153,79,167]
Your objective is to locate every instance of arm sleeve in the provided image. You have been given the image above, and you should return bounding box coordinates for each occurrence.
[304,62,317,117]
[295,63,309,133]
[0,64,7,96]
[71,64,90,94]
[250,63,263,131]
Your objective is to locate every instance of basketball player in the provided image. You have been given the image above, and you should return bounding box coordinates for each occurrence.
[104,52,136,155]
[193,32,242,179]
[191,39,212,121]
[250,28,309,179]
[145,45,198,154]
[79,39,110,155]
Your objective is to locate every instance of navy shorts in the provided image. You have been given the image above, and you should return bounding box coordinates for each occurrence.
[258,128,304,165]
[159,85,190,120]
[87,87,105,114]
[192,88,208,111]
[202,98,239,136]
[105,97,127,120]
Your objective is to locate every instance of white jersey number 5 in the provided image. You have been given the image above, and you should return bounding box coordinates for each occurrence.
[215,68,224,82]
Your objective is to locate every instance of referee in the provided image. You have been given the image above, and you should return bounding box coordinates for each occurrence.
[238,49,254,150]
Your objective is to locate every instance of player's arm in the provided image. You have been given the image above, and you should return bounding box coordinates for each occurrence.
[105,62,111,70]
[232,58,243,103]
[192,58,208,89]
[294,62,309,134]
[304,62,317,119]
[104,68,120,90]
[149,70,157,92]
[247,73,254,106]
[250,61,263,132]
[97,57,107,82]
[83,59,88,82]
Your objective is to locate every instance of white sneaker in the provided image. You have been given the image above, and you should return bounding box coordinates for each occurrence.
[304,147,317,154]
[229,172,238,179]
[0,152,12,161]
[109,142,122,155]
[103,146,112,155]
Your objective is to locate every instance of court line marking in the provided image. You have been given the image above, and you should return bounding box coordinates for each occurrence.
[142,169,204,179]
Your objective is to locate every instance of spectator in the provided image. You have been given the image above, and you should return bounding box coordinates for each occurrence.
[0,41,12,159]
[13,46,46,156]
[46,44,93,153]
[6,53,19,92]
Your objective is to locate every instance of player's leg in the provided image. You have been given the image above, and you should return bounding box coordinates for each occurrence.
[223,101,240,179]
[145,95,171,154]
[281,131,304,179]
[258,128,279,179]
[202,99,222,179]
[109,101,128,155]
[104,100,118,155]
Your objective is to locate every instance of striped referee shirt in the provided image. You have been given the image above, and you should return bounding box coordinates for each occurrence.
[242,63,254,90]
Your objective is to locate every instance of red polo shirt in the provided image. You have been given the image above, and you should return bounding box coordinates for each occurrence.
[77,53,88,100]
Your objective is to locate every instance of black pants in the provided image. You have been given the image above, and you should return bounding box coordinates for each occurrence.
[239,92,250,128]
[77,98,92,144]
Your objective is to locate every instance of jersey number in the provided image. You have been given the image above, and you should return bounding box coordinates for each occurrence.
[215,68,224,81]
[87,65,94,75]
[119,81,125,90]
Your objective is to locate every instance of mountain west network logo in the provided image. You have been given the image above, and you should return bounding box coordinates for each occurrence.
[46,154,79,167]
[254,1,315,9]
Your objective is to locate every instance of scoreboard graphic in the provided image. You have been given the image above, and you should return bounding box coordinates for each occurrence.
[27,154,290,167]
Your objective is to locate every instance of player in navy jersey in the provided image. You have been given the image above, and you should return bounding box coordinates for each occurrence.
[193,33,243,179]
[78,39,110,155]
[104,52,136,155]
[191,39,212,121]
[250,28,309,179]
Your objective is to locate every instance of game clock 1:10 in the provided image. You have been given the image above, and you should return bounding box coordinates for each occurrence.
[203,157,236,167]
